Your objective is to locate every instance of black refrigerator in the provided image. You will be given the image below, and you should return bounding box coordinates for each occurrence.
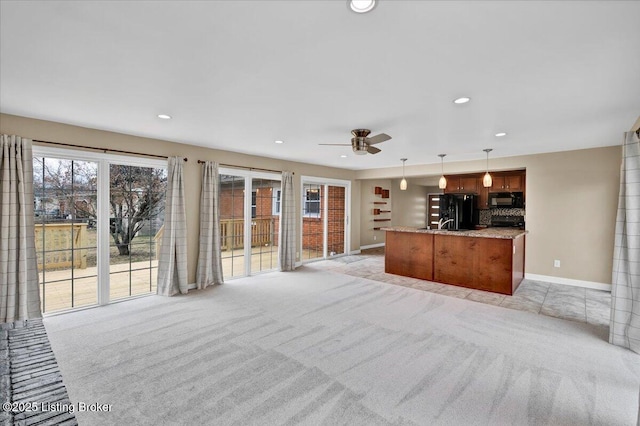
[438,194,478,230]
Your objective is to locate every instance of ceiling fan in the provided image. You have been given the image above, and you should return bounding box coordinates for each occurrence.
[319,129,392,155]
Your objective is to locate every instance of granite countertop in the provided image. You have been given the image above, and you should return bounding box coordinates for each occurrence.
[380,226,528,239]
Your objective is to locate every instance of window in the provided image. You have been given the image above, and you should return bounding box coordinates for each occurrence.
[272,189,281,215]
[304,188,321,218]
[251,191,257,218]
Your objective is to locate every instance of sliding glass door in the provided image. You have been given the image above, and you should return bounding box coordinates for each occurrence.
[33,146,166,313]
[219,174,246,279]
[251,178,280,272]
[301,177,350,262]
[33,157,99,312]
[109,164,167,300]
[218,170,281,280]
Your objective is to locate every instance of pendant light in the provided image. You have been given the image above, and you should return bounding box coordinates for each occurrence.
[483,148,493,188]
[438,154,447,189]
[400,158,408,190]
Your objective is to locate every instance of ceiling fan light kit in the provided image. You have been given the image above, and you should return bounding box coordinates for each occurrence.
[319,128,391,156]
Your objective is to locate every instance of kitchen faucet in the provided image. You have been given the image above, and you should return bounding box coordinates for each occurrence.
[437,218,454,230]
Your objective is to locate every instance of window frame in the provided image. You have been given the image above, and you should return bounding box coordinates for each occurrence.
[32,145,167,312]
[303,187,322,218]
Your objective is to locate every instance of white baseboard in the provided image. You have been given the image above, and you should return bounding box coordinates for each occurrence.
[360,243,385,250]
[525,273,611,292]
[188,283,197,290]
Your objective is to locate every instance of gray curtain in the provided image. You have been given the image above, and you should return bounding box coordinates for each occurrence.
[610,130,640,354]
[196,161,224,289]
[278,171,296,271]
[1,135,41,322]
[157,157,188,296]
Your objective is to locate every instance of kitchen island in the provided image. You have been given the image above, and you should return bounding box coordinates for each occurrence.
[381,227,527,295]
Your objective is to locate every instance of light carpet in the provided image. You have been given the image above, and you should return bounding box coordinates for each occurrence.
[43,267,640,425]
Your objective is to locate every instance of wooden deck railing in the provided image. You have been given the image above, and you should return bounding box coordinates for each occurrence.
[34,223,88,269]
[154,218,274,253]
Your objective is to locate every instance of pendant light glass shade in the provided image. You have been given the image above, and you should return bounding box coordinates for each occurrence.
[438,176,447,190]
[438,154,447,190]
[400,158,408,190]
[483,172,492,187]
[482,149,493,188]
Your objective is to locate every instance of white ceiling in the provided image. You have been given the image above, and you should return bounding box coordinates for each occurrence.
[1,1,639,170]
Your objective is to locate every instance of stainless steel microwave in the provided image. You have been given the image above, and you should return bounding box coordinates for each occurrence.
[489,192,524,208]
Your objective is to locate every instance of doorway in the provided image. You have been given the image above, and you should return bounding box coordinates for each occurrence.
[301,177,350,262]
[218,169,281,280]
[32,146,167,313]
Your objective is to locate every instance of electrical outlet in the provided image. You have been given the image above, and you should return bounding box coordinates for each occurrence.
[554,260,561,268]
[373,235,377,241]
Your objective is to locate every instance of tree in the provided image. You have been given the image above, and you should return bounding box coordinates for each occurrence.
[108,165,166,256]
[34,158,166,256]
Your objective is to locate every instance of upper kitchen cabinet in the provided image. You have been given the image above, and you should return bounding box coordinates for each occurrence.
[491,172,524,191]
[444,170,526,208]
[445,175,478,193]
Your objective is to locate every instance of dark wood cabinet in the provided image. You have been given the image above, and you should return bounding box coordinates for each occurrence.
[444,170,526,207]
[491,173,523,191]
[385,230,526,295]
[433,234,524,294]
[445,175,478,193]
[385,231,434,280]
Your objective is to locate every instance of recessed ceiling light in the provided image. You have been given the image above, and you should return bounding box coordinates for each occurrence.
[453,97,471,104]
[157,114,171,120]
[350,0,376,13]
[340,155,348,158]
[275,140,284,144]
[495,132,507,137]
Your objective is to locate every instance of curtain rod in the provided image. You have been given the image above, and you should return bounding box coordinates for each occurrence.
[197,160,292,174]
[33,139,188,161]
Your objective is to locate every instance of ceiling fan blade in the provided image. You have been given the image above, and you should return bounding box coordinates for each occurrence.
[318,143,351,146]
[367,133,392,145]
[367,146,382,154]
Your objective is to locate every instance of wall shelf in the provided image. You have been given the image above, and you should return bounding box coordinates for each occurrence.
[372,186,390,230]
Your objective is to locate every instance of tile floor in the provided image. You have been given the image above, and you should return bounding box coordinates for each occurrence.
[305,247,611,327]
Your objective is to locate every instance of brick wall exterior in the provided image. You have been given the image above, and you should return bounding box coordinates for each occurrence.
[301,186,345,254]
[220,185,279,247]
[218,183,345,254]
